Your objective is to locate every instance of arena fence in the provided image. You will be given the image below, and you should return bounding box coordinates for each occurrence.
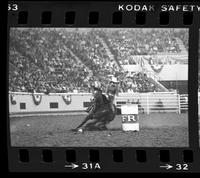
[179,94,188,113]
[117,92,181,114]
[8,91,188,116]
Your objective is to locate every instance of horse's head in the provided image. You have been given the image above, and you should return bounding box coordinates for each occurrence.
[91,89,105,107]
[91,90,101,100]
[90,95,95,102]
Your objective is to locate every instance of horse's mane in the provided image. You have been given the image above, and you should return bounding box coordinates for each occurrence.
[92,91,110,108]
[102,94,110,104]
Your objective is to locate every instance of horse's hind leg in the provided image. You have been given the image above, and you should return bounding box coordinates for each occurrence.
[84,119,99,130]
[94,121,108,130]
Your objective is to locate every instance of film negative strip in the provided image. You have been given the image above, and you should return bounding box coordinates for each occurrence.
[7,0,200,173]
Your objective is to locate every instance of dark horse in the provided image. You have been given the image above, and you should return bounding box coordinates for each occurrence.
[75,90,116,131]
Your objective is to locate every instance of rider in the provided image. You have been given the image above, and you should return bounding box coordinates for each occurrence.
[106,76,119,112]
[75,81,111,131]
[94,77,119,129]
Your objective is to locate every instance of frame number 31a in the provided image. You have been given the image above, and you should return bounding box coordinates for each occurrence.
[82,163,101,170]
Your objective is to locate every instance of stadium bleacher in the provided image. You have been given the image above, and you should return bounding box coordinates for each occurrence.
[9,28,188,93]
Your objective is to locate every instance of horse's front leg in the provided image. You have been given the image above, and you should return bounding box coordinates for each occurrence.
[75,113,93,130]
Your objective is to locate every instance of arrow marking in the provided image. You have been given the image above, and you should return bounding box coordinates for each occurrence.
[160,164,173,170]
[65,163,79,169]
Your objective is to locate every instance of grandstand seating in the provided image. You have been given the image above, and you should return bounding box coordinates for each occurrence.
[9,28,188,93]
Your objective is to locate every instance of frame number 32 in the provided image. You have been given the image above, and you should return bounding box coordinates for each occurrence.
[176,164,189,171]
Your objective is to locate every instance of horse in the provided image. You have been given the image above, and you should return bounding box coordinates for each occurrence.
[75,89,116,131]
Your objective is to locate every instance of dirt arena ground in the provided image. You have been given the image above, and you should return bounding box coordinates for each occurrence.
[10,113,188,147]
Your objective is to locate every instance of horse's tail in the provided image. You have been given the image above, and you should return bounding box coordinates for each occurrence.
[108,104,117,122]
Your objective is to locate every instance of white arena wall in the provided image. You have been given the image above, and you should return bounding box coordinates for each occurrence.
[9,92,188,116]
[122,64,188,81]
[9,92,92,115]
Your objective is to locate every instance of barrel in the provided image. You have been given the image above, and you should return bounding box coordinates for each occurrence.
[121,104,139,131]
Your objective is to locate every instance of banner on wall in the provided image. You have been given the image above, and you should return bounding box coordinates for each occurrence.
[148,57,164,74]
[150,63,164,73]
[32,93,42,105]
[62,95,72,105]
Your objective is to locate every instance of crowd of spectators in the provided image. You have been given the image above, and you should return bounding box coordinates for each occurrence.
[118,72,158,93]
[98,29,188,65]
[9,28,187,93]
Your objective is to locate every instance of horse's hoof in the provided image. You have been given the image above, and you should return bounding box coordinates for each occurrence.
[99,126,108,131]
[78,128,84,132]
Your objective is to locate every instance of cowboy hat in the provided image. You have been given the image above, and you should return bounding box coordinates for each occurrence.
[110,77,119,83]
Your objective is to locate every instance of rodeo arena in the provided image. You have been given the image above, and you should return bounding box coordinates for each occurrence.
[9,28,189,147]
